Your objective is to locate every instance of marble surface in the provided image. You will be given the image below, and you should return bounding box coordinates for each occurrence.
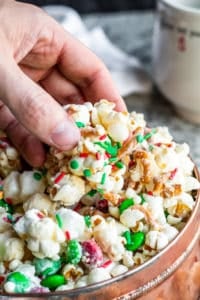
[83,11,200,168]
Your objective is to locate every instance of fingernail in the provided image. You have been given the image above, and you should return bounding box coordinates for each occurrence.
[51,121,80,148]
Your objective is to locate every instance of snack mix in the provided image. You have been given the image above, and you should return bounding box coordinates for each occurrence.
[0,100,199,294]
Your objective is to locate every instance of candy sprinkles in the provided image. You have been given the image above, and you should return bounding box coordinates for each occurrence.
[0,99,199,294]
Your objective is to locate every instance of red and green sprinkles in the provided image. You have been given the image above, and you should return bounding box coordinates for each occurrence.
[115,161,124,169]
[84,215,91,228]
[54,172,66,184]
[140,194,146,204]
[55,214,63,228]
[101,173,106,185]
[136,129,157,143]
[94,140,118,157]
[75,121,85,128]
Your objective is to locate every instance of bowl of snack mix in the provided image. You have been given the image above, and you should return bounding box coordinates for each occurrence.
[0,100,199,300]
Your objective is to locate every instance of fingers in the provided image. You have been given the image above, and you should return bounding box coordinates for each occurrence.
[40,68,84,105]
[57,30,127,111]
[0,60,80,151]
[0,101,45,167]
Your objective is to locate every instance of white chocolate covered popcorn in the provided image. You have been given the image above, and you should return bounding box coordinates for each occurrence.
[0,230,24,261]
[49,174,85,206]
[14,209,65,259]
[0,99,198,295]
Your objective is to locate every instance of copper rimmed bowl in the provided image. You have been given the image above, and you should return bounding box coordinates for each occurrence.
[1,167,200,300]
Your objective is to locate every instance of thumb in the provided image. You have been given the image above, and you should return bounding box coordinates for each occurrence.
[0,61,80,150]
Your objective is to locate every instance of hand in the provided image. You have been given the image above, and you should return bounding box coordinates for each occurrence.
[0,0,126,167]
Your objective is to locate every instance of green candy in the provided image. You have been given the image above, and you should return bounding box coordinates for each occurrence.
[65,240,82,265]
[124,231,145,251]
[41,274,66,290]
[119,198,134,214]
[6,272,31,293]
[122,231,132,244]
[33,258,62,277]
[33,172,42,181]
[70,160,79,170]
[0,199,13,214]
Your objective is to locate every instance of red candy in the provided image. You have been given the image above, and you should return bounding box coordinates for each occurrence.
[147,191,153,196]
[0,276,5,284]
[99,134,107,140]
[96,152,101,160]
[5,198,13,205]
[65,231,71,240]
[80,153,89,158]
[37,212,44,219]
[81,240,103,268]
[96,199,108,213]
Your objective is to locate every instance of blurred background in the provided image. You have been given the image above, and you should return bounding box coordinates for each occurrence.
[20,1,156,13]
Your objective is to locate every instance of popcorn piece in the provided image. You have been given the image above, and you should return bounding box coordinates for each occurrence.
[3,171,46,205]
[0,136,21,178]
[87,268,111,284]
[65,103,91,126]
[93,218,126,261]
[9,259,22,271]
[145,231,169,250]
[0,231,24,261]
[3,171,20,204]
[19,171,46,201]
[62,263,83,281]
[55,208,86,240]
[50,174,85,206]
[183,176,200,192]
[122,251,135,268]
[144,194,166,226]
[14,209,65,259]
[120,207,145,228]
[23,193,55,213]
[110,264,128,277]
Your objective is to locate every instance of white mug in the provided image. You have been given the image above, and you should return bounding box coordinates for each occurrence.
[153,0,200,124]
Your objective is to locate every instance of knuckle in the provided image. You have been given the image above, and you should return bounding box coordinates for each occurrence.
[80,64,108,90]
